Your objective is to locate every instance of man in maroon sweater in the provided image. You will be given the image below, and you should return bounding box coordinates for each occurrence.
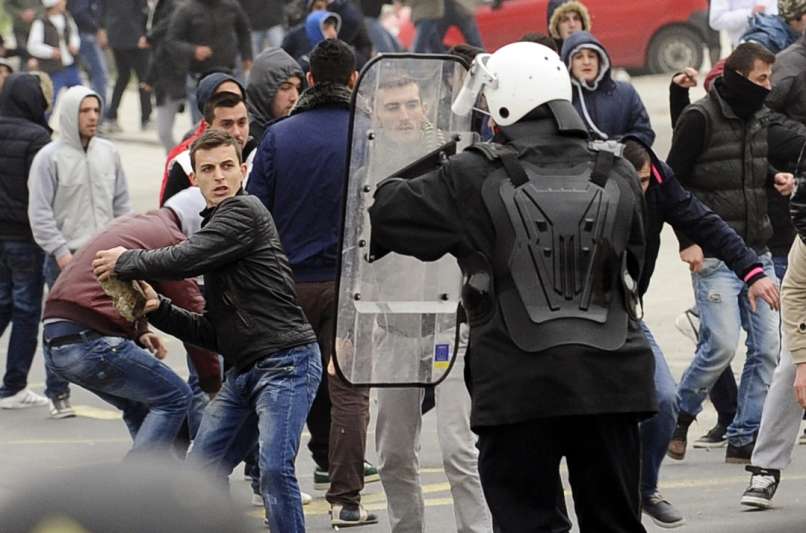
[41,188,221,455]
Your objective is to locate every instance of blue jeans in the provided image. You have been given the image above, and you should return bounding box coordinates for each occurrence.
[43,327,192,453]
[78,32,108,107]
[50,64,83,110]
[42,255,72,399]
[677,253,780,446]
[189,343,322,533]
[0,241,44,398]
[639,321,678,498]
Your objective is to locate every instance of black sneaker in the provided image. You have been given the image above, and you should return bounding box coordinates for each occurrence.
[330,504,379,528]
[740,466,779,509]
[667,412,695,460]
[693,422,728,449]
[726,440,755,464]
[642,492,685,528]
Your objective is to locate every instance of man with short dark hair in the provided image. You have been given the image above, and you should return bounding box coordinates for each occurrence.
[667,42,795,464]
[247,38,378,528]
[162,91,254,204]
[93,128,322,533]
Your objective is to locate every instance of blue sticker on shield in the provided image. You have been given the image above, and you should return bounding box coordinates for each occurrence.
[434,344,450,361]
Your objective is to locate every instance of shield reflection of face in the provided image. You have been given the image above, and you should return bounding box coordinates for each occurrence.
[335,56,478,387]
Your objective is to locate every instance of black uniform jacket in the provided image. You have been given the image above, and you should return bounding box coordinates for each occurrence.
[369,118,657,430]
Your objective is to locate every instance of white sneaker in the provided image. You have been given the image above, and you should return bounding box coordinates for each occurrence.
[252,491,311,506]
[674,307,700,344]
[0,389,49,409]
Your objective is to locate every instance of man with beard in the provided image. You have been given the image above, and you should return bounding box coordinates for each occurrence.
[667,42,795,465]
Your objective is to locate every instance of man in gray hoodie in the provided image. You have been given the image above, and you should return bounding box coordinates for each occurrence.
[246,47,304,143]
[28,84,132,418]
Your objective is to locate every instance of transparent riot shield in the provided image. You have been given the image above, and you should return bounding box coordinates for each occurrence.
[334,55,475,387]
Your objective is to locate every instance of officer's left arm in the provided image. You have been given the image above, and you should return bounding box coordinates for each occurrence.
[112,150,133,216]
[369,166,470,262]
[661,170,763,283]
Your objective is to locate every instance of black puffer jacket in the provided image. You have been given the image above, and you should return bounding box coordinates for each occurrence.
[0,73,51,242]
[166,0,252,74]
[115,193,317,371]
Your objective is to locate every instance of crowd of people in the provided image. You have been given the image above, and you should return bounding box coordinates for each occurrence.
[2,0,806,531]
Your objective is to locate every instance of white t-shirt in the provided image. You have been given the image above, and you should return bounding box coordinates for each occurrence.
[709,0,779,46]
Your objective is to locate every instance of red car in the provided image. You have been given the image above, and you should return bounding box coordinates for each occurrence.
[397,0,718,73]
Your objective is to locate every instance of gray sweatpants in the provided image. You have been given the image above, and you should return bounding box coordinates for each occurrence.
[751,345,804,470]
[375,329,491,533]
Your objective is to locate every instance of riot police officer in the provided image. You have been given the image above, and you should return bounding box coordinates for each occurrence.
[367,42,655,532]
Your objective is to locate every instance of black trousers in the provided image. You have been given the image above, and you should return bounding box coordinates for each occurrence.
[710,367,737,427]
[478,414,646,533]
[106,47,152,123]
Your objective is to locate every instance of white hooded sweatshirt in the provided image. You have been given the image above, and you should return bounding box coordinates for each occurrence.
[28,86,132,260]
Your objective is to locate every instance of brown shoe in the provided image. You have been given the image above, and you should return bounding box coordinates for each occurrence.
[666,413,695,461]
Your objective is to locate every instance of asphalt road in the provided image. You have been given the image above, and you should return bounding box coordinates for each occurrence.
[2,74,806,532]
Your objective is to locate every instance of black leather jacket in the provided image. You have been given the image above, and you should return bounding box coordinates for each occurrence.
[115,192,317,371]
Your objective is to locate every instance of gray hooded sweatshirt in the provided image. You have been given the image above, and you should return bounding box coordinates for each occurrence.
[246,47,303,143]
[28,86,131,260]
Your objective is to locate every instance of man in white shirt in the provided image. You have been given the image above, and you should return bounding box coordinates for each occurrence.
[27,0,82,106]
[710,0,780,46]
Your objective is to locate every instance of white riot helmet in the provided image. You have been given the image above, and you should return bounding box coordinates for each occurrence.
[452,42,571,127]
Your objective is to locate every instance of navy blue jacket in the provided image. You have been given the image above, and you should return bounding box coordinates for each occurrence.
[561,31,655,147]
[246,83,352,282]
[635,137,763,296]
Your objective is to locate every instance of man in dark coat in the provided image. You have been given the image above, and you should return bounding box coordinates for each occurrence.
[166,0,252,122]
[561,31,655,146]
[0,73,53,410]
[104,0,153,132]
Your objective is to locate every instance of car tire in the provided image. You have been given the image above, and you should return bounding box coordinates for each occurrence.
[647,25,704,74]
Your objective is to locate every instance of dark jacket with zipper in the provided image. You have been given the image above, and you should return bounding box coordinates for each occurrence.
[246,82,352,282]
[165,0,252,75]
[368,114,656,429]
[671,83,773,253]
[631,136,764,296]
[114,192,317,372]
[0,73,51,242]
[146,0,187,105]
[105,0,148,50]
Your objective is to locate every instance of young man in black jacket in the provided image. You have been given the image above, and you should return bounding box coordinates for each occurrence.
[0,73,54,410]
[620,137,779,528]
[93,130,321,533]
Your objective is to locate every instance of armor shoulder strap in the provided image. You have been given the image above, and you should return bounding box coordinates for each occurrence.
[589,140,623,188]
[467,143,529,187]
